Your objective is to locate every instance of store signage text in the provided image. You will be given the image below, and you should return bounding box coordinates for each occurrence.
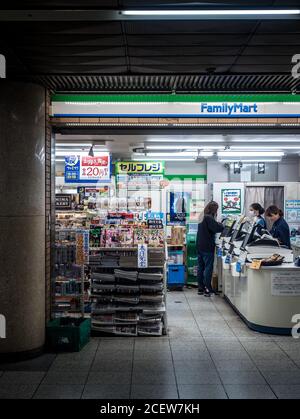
[80,156,109,181]
[65,154,111,183]
[0,314,6,339]
[292,314,300,339]
[200,103,258,116]
[116,161,165,175]
[0,54,6,78]
[52,96,300,118]
[292,54,300,79]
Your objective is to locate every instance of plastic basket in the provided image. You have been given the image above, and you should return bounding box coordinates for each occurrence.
[46,317,91,352]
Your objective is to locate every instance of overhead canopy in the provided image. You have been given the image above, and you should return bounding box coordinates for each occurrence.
[1,1,300,92]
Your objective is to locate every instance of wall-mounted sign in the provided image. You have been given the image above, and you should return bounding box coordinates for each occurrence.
[115,161,165,175]
[221,189,242,215]
[285,200,300,223]
[52,94,300,118]
[55,194,72,210]
[65,153,111,183]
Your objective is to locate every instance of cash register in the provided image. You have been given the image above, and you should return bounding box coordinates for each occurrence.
[216,217,236,248]
[239,223,294,263]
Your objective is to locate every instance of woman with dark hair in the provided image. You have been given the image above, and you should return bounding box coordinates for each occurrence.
[249,203,267,229]
[196,201,224,297]
[265,205,291,249]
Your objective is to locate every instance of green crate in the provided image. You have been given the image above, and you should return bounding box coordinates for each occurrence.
[46,317,91,352]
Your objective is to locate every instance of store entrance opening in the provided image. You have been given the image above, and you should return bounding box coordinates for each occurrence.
[51,129,300,340]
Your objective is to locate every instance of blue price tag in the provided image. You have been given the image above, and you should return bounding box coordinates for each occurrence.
[236,262,242,273]
[217,248,223,257]
[225,254,231,264]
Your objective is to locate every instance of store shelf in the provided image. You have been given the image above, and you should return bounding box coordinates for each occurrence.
[167,244,185,247]
[90,249,168,337]
[90,247,165,251]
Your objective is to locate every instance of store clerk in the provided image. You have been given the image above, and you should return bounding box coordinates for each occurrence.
[249,203,267,229]
[265,205,291,249]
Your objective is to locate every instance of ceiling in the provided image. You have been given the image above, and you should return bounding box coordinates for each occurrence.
[55,133,300,160]
[1,1,300,92]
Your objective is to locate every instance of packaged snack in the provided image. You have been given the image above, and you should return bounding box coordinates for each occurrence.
[119,227,134,247]
[134,228,149,245]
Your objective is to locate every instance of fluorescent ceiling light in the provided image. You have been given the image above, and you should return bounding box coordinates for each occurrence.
[230,146,300,150]
[133,150,213,158]
[56,143,93,147]
[122,9,300,16]
[145,152,198,157]
[219,159,282,163]
[199,151,214,157]
[132,157,195,162]
[231,139,300,143]
[145,145,223,150]
[55,151,108,156]
[146,138,223,143]
[218,151,284,157]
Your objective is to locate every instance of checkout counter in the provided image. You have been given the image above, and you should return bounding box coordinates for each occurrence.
[216,217,300,335]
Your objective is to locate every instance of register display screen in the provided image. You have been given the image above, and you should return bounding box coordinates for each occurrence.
[240,223,256,249]
[220,218,236,238]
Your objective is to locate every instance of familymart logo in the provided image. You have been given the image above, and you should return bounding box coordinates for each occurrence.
[0,314,6,339]
[200,102,258,116]
[0,54,6,78]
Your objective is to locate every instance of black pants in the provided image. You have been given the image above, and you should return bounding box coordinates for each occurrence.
[197,251,215,292]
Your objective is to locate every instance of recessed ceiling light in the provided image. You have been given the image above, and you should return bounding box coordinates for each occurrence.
[218,151,284,157]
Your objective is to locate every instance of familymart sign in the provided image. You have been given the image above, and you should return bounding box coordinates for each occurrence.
[52,94,300,118]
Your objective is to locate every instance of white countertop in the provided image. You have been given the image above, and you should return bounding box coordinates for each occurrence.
[248,263,300,271]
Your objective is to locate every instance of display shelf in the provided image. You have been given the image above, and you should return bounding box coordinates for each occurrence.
[90,246,165,251]
[90,247,168,337]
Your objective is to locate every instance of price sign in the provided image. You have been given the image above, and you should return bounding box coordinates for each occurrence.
[80,155,110,182]
[65,153,111,183]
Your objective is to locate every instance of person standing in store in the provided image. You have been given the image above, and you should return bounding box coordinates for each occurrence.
[265,205,291,249]
[249,203,267,229]
[197,201,224,297]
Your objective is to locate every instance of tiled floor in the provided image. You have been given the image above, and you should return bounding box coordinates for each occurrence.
[1,289,300,399]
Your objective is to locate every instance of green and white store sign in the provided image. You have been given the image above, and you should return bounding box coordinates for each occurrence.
[52,94,300,118]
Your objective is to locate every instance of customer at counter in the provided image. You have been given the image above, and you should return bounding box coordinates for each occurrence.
[249,203,267,229]
[197,201,224,297]
[265,205,291,249]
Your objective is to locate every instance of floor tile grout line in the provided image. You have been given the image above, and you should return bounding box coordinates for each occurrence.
[213,298,300,396]
[211,298,280,398]
[30,354,58,399]
[273,342,300,371]
[212,297,263,373]
[185,292,229,399]
[232,335,279,399]
[129,338,135,399]
[80,338,102,399]
[168,337,180,399]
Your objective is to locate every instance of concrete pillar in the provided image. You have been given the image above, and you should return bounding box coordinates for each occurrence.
[0,81,46,359]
